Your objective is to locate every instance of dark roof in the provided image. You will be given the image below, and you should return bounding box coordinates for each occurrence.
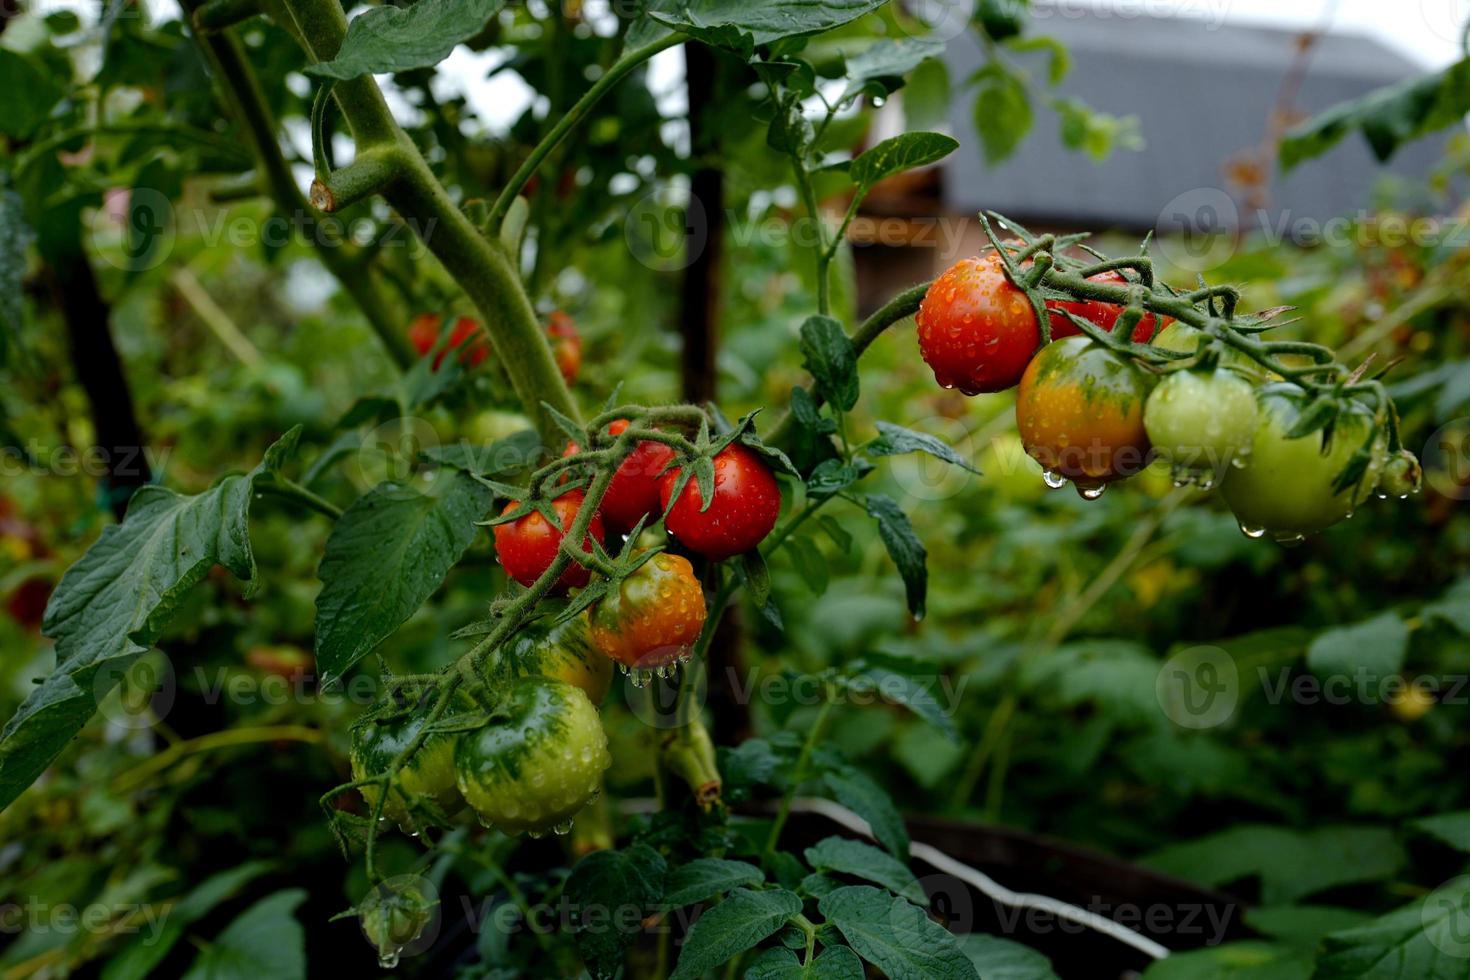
[941,6,1450,232]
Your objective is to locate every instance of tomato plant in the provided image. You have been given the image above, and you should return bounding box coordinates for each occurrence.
[0,1,1459,978]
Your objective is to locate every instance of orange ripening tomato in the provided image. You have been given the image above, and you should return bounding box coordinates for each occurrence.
[588,553,708,669]
[1015,336,1155,490]
[547,311,582,385]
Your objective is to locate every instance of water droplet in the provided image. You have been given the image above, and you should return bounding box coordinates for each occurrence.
[553,820,574,836]
[1272,532,1306,548]
[1238,523,1266,540]
[379,950,401,969]
[1076,483,1106,501]
[1043,469,1066,489]
[528,828,545,839]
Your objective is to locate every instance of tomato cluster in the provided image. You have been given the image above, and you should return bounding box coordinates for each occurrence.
[919,250,1418,542]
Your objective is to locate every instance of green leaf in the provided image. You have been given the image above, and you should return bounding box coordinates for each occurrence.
[746,945,865,979]
[0,51,64,139]
[1281,58,1470,170]
[866,421,980,475]
[823,765,909,859]
[0,431,301,811]
[847,656,958,740]
[972,63,1032,165]
[849,132,959,189]
[663,859,766,909]
[742,549,774,607]
[958,934,1060,980]
[1316,877,1470,979]
[799,315,860,412]
[568,845,667,980]
[1246,907,1372,949]
[839,38,946,105]
[313,472,492,685]
[1413,812,1470,853]
[669,888,802,980]
[976,0,1029,43]
[805,459,871,501]
[1142,825,1406,905]
[305,0,504,80]
[804,837,924,902]
[768,97,816,155]
[649,0,890,52]
[1139,941,1312,980]
[1306,612,1410,686]
[1051,97,1142,160]
[182,889,307,980]
[788,536,831,596]
[819,885,978,980]
[904,58,951,131]
[864,494,927,619]
[103,863,274,980]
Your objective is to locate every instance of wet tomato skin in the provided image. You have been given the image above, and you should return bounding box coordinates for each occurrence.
[1220,384,1384,537]
[597,420,677,536]
[588,552,708,669]
[492,489,606,592]
[659,444,781,561]
[917,253,1039,395]
[1015,335,1155,485]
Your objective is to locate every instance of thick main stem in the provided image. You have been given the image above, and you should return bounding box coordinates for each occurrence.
[281,0,579,443]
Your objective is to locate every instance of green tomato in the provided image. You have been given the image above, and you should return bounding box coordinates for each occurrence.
[1151,322,1255,373]
[1220,384,1383,542]
[350,690,470,830]
[1143,367,1259,486]
[1379,449,1423,498]
[455,677,610,836]
[483,611,612,705]
[359,878,437,967]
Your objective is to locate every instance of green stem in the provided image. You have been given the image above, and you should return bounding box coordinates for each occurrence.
[766,282,929,445]
[763,694,835,861]
[256,478,344,520]
[485,35,682,235]
[282,0,580,445]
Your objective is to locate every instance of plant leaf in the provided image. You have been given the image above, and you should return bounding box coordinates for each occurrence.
[864,494,927,619]
[849,132,958,189]
[819,885,978,980]
[663,859,766,909]
[670,888,803,980]
[314,471,492,685]
[568,845,668,980]
[866,421,980,475]
[804,837,924,902]
[0,430,301,811]
[305,0,505,80]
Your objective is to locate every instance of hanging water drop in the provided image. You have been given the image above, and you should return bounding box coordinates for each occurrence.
[1043,469,1067,489]
[1075,482,1106,501]
[553,819,574,836]
[379,950,401,970]
[1238,523,1267,540]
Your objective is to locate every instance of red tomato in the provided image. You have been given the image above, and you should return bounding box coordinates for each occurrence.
[1046,271,1173,342]
[658,444,780,561]
[916,252,1039,394]
[408,314,490,369]
[547,311,583,385]
[492,489,606,592]
[563,420,676,534]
